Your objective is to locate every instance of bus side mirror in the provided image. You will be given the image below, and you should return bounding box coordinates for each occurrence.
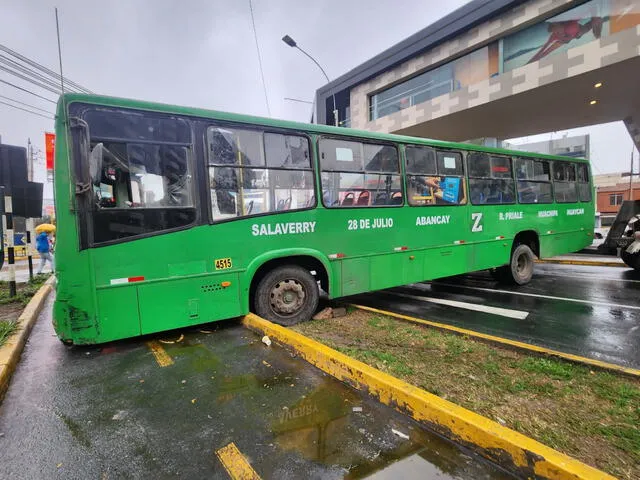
[89,143,104,186]
[70,116,91,198]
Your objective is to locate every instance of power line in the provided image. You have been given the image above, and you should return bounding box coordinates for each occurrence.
[285,97,313,104]
[0,78,57,103]
[0,64,62,95]
[0,94,54,114]
[0,100,54,119]
[0,42,91,93]
[248,0,271,116]
[0,53,78,93]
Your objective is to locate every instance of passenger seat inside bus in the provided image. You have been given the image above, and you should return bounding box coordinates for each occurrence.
[341,192,355,206]
[356,191,370,206]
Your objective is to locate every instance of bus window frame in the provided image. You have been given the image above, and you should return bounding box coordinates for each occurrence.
[576,162,592,203]
[317,135,403,209]
[69,102,202,249]
[514,157,553,205]
[404,145,467,207]
[466,151,516,206]
[205,121,317,225]
[552,160,579,204]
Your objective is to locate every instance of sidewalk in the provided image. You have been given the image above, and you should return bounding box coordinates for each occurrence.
[538,253,626,267]
[0,258,53,282]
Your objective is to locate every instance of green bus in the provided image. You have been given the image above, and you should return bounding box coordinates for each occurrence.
[53,94,594,345]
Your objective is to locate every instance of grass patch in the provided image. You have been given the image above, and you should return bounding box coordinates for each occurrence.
[294,309,640,479]
[0,320,18,346]
[518,357,579,380]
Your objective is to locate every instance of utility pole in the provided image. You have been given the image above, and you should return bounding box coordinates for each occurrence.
[27,138,33,181]
[3,193,16,297]
[26,137,35,279]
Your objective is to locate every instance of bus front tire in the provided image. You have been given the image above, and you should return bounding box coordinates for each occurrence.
[254,265,319,327]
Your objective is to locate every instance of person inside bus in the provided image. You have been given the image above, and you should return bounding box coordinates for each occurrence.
[409,175,463,205]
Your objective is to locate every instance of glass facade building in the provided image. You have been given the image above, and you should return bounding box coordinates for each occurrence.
[369,0,640,121]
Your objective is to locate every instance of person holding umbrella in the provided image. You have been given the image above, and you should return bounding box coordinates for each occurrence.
[35,223,55,274]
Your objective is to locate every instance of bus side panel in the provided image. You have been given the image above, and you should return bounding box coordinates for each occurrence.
[371,254,401,291]
[96,286,141,341]
[137,273,242,335]
[471,241,511,272]
[424,245,471,280]
[342,258,370,297]
[539,231,591,259]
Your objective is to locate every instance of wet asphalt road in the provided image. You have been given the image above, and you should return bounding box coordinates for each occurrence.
[351,263,640,370]
[0,296,512,480]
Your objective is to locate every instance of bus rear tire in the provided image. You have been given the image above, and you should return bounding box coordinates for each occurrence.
[502,244,534,285]
[254,265,319,326]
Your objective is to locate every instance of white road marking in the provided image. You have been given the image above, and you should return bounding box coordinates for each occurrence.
[388,291,529,319]
[435,283,640,311]
[535,270,640,284]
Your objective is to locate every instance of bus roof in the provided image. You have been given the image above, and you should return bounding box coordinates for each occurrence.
[58,93,589,164]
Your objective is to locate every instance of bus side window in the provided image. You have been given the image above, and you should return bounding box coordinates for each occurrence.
[467,152,515,205]
[207,127,314,220]
[87,129,196,245]
[576,163,591,202]
[406,146,466,206]
[553,161,578,203]
[514,158,552,204]
[319,138,401,207]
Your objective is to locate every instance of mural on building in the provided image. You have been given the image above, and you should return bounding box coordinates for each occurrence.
[503,0,640,72]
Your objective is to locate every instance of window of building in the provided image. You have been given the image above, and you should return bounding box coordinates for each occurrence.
[319,138,401,207]
[576,163,591,202]
[406,146,466,206]
[467,152,515,205]
[609,193,624,206]
[364,0,640,123]
[82,107,197,245]
[514,158,552,204]
[208,128,314,220]
[553,162,578,203]
[369,45,498,121]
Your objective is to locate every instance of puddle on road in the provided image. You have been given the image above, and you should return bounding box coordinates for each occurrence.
[161,326,513,479]
[266,376,510,479]
[54,321,512,479]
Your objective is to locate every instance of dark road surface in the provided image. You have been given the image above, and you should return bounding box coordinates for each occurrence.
[351,263,640,370]
[0,296,512,480]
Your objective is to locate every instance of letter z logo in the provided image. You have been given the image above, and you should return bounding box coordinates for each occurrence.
[471,213,483,233]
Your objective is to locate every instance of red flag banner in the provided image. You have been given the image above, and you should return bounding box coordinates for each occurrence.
[45,132,55,171]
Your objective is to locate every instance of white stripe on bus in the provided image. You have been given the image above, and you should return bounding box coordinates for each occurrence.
[387,291,529,320]
[435,283,640,311]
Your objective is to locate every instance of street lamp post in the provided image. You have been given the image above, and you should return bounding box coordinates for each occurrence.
[282,35,339,127]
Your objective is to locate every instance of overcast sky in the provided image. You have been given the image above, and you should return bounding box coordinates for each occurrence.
[0,0,637,199]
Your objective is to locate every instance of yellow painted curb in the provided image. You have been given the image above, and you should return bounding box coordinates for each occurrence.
[353,305,640,379]
[0,277,54,402]
[536,259,625,268]
[243,313,614,480]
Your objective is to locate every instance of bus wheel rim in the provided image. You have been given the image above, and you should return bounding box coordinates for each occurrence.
[270,279,305,316]
[516,254,529,275]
